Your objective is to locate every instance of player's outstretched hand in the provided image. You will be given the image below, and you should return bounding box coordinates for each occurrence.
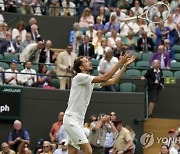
[124,53,137,67]
[119,52,130,65]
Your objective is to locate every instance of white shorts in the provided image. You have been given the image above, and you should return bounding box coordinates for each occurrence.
[63,115,89,150]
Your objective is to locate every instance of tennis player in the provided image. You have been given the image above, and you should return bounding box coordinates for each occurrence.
[63,53,136,154]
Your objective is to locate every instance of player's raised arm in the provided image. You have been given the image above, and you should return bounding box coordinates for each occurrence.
[92,52,130,83]
[101,54,137,86]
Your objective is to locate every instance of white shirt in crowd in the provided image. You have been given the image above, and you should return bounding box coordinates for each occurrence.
[19,68,37,86]
[98,57,118,75]
[5,69,19,85]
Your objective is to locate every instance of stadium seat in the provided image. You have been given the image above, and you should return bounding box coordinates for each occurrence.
[90,59,100,69]
[174,45,180,53]
[141,70,147,76]
[171,62,180,70]
[175,53,180,62]
[4,53,18,61]
[119,82,136,92]
[31,64,39,72]
[91,69,98,76]
[48,65,55,74]
[51,78,60,89]
[142,52,153,61]
[0,62,9,69]
[135,52,142,62]
[0,54,3,60]
[125,69,141,77]
[162,70,173,77]
[136,61,150,70]
[16,64,24,71]
[128,62,135,68]
[79,27,88,35]
[174,71,180,78]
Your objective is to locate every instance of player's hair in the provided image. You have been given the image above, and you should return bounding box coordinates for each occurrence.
[73,56,84,73]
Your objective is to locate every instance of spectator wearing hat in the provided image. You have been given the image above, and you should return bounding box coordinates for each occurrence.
[112,121,133,154]
[8,120,30,152]
[0,142,15,154]
[5,60,20,86]
[85,24,97,43]
[88,113,116,154]
[20,41,45,63]
[167,128,177,149]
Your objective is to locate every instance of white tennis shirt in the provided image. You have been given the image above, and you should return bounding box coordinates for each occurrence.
[65,73,95,120]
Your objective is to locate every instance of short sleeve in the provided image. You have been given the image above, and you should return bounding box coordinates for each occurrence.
[124,131,132,142]
[75,73,94,85]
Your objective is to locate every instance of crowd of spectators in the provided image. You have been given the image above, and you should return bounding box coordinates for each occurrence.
[0,0,180,90]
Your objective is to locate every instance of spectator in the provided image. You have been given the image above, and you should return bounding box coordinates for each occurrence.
[25,18,37,34]
[84,115,97,130]
[0,22,10,39]
[155,21,171,49]
[5,60,20,86]
[20,33,34,53]
[56,44,77,90]
[39,141,55,154]
[60,0,76,16]
[49,0,60,16]
[110,7,126,24]
[134,18,149,35]
[112,120,133,154]
[8,120,30,152]
[69,22,81,45]
[159,144,169,154]
[19,0,34,14]
[137,30,154,53]
[19,61,37,87]
[119,20,134,37]
[86,24,97,43]
[147,16,159,38]
[92,30,103,50]
[39,40,56,64]
[104,111,117,154]
[49,112,64,143]
[1,32,16,55]
[164,39,175,63]
[72,31,83,54]
[141,59,164,118]
[79,8,94,28]
[94,16,104,31]
[78,35,95,59]
[88,113,116,154]
[164,14,176,37]
[55,125,68,154]
[97,48,119,91]
[17,142,32,154]
[123,30,137,50]
[12,21,27,42]
[107,29,121,50]
[113,40,126,59]
[30,24,42,42]
[20,41,45,63]
[172,6,180,24]
[91,0,105,17]
[5,0,17,13]
[174,23,180,45]
[12,35,22,55]
[130,0,143,16]
[0,142,16,154]
[150,45,170,69]
[95,39,110,60]
[33,0,45,16]
[37,64,55,89]
[167,128,177,149]
[97,6,109,25]
[169,134,180,154]
[103,14,120,36]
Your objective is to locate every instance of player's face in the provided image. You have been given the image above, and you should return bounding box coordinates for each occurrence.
[81,57,93,72]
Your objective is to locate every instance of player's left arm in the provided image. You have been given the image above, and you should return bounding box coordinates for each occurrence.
[101,54,137,86]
